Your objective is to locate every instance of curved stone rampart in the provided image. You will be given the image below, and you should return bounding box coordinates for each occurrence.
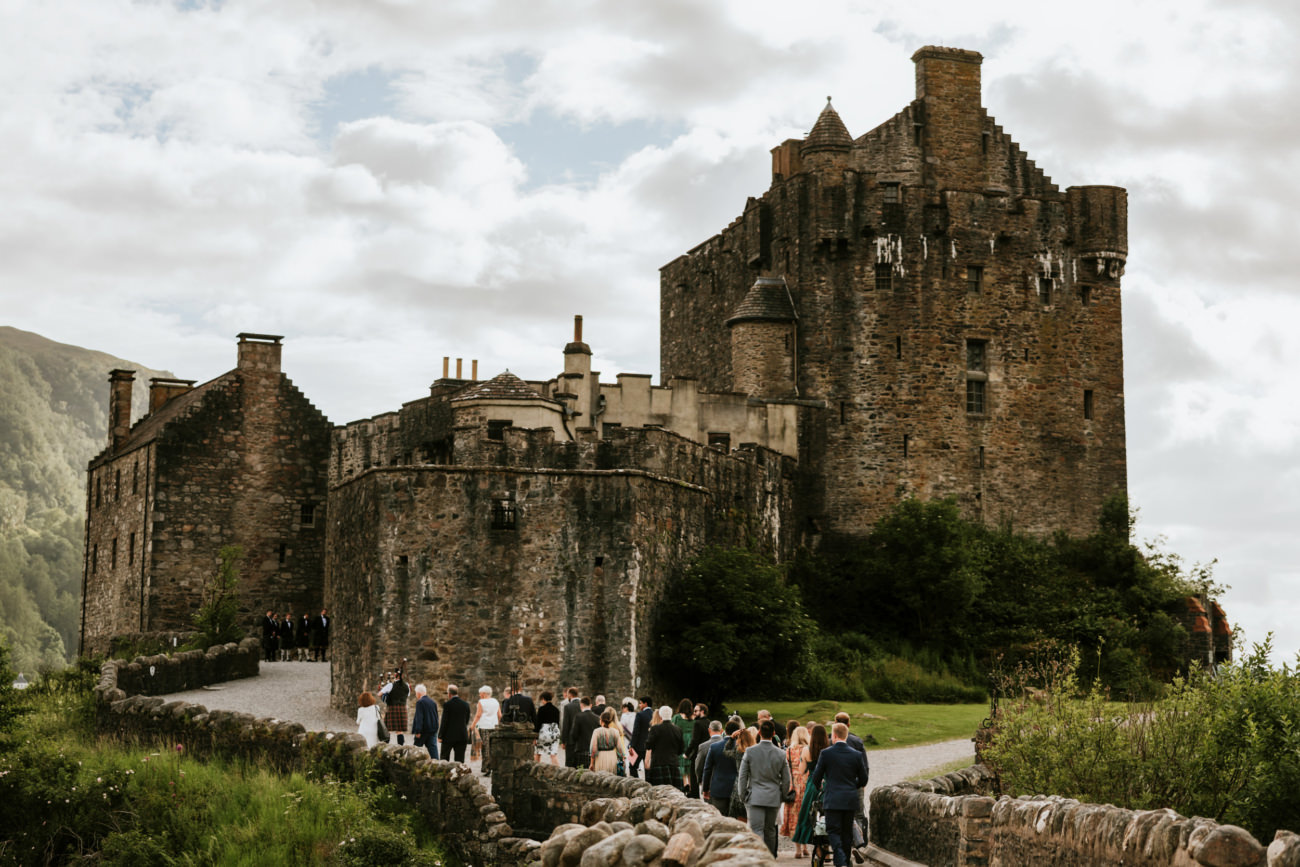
[95,636,261,698]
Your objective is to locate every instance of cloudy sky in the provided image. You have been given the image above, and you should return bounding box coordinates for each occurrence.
[3,0,1297,661]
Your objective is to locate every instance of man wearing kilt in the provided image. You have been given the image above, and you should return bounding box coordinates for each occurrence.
[644,705,685,789]
[384,668,410,745]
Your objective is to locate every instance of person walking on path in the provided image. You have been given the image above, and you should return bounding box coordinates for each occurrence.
[411,684,439,760]
[644,705,685,790]
[793,724,830,856]
[559,686,582,768]
[356,691,382,749]
[702,719,742,817]
[737,719,792,856]
[629,696,653,779]
[589,708,627,774]
[809,722,870,867]
[439,684,472,763]
[384,668,410,746]
[311,609,329,661]
[472,685,501,775]
[261,611,278,662]
[781,725,812,853]
[535,691,562,765]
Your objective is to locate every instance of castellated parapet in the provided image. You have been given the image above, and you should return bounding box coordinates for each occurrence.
[662,45,1127,544]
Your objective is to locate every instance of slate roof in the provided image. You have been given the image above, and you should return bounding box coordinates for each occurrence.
[451,371,560,404]
[802,98,852,154]
[90,373,232,465]
[726,276,798,326]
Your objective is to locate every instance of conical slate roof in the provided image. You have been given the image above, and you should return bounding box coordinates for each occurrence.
[801,97,852,154]
[726,276,798,326]
[451,370,557,403]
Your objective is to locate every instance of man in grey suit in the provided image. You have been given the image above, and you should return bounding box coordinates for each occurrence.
[737,720,792,855]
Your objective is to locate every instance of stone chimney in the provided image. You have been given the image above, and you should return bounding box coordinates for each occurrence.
[236,333,283,373]
[912,46,985,191]
[108,369,136,450]
[148,377,196,414]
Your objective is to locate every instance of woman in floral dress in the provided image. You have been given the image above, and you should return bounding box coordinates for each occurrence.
[782,725,813,852]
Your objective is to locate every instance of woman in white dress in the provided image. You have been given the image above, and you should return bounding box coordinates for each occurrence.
[356,691,382,748]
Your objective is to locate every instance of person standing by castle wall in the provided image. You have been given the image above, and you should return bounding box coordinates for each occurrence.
[311,609,329,661]
[439,684,471,762]
[261,611,278,662]
[472,685,501,775]
[295,612,311,661]
[278,612,294,661]
[384,667,410,746]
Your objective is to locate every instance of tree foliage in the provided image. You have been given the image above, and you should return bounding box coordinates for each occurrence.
[651,547,814,709]
[193,546,246,648]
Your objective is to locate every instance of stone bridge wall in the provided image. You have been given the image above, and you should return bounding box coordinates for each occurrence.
[870,764,1300,867]
[101,636,261,696]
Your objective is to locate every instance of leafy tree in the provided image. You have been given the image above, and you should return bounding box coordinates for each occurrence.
[652,547,814,709]
[193,546,246,647]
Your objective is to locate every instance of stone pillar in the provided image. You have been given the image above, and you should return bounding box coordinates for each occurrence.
[957,796,994,867]
[490,721,538,832]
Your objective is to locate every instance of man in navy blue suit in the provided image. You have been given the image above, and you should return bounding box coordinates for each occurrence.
[701,719,742,816]
[411,683,440,760]
[809,722,870,867]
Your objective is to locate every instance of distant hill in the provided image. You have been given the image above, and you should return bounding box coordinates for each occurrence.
[0,326,169,674]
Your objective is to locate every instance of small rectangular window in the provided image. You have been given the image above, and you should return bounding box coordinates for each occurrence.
[1084,389,1095,420]
[1080,286,1092,306]
[301,503,316,527]
[966,340,987,372]
[111,537,118,569]
[92,544,98,574]
[1038,276,1053,305]
[895,336,902,359]
[978,446,986,468]
[902,434,910,458]
[707,433,731,452]
[492,497,517,531]
[487,419,512,441]
[114,469,121,501]
[966,380,987,414]
[874,272,893,292]
[278,543,287,566]
[966,339,989,415]
[913,125,923,147]
[882,183,900,204]
[95,477,102,509]
[967,266,983,295]
[132,461,138,495]
[128,531,136,566]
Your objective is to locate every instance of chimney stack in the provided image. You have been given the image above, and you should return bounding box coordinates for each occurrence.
[574,315,583,343]
[148,378,196,414]
[912,46,985,191]
[236,333,283,373]
[472,359,478,381]
[108,369,136,450]
[443,356,449,378]
[456,358,463,379]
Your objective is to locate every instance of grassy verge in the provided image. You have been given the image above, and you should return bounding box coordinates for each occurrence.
[725,700,986,749]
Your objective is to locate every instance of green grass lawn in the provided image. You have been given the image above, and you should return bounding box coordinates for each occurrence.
[725,700,987,750]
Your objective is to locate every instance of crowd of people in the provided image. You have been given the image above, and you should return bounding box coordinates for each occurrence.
[355,678,872,866]
[260,608,329,662]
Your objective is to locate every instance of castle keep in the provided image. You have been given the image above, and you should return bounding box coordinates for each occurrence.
[81,47,1130,706]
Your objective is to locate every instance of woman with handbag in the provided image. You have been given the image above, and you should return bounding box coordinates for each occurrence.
[792,724,830,858]
[356,691,383,749]
[782,725,813,855]
[589,708,627,775]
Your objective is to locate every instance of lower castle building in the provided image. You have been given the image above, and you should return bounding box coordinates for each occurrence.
[82,46,1133,709]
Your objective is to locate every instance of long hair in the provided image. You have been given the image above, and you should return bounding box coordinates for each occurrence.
[359,691,375,708]
[735,727,757,754]
[808,724,829,766]
[786,719,801,742]
[677,698,692,716]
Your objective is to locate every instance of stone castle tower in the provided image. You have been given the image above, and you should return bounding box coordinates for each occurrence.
[662,46,1127,545]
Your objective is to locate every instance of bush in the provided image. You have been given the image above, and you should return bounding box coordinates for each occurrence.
[982,637,1300,842]
[193,545,246,648]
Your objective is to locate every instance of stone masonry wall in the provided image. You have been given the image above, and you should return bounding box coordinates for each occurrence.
[102,636,260,696]
[325,430,793,714]
[93,657,537,867]
[869,764,1299,867]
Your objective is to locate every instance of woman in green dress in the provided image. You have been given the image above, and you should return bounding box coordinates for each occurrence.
[672,699,694,790]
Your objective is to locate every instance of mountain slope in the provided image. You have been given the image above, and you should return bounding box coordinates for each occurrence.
[0,326,169,673]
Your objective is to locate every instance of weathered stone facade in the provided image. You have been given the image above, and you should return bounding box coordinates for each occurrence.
[661,46,1127,544]
[81,334,332,655]
[326,426,794,709]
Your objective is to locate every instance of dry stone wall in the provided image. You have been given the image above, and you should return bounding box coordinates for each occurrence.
[869,764,1300,867]
[97,636,260,697]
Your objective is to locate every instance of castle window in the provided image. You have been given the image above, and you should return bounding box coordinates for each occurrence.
[978,446,986,468]
[111,537,118,569]
[278,543,287,566]
[981,131,990,154]
[1038,275,1052,305]
[487,419,512,441]
[95,477,101,509]
[92,544,98,574]
[492,496,517,531]
[1080,286,1092,306]
[874,271,893,292]
[967,266,983,295]
[132,461,138,494]
[1084,389,1095,420]
[128,532,135,566]
[882,183,900,204]
[896,336,902,359]
[913,124,923,146]
[301,503,316,527]
[966,339,989,415]
[902,434,910,458]
[707,432,731,452]
[114,469,121,501]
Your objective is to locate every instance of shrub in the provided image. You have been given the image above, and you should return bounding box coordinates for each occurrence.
[193,545,246,648]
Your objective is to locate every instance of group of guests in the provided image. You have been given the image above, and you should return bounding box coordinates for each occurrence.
[354,681,871,867]
[260,608,329,662]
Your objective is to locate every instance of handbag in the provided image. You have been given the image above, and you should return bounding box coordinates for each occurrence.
[783,784,797,804]
[376,712,390,743]
[616,755,626,776]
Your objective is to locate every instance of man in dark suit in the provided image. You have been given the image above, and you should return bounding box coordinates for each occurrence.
[629,696,654,779]
[411,683,440,760]
[311,609,329,661]
[810,723,870,867]
[438,684,472,763]
[261,611,278,662]
[559,686,582,768]
[738,720,792,855]
[835,712,869,838]
[701,720,740,816]
[571,697,602,768]
[592,694,608,718]
[502,686,537,727]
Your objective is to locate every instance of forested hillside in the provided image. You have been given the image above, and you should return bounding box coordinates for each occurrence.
[0,326,167,674]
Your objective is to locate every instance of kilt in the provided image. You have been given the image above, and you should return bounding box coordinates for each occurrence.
[647,763,682,789]
[384,701,408,732]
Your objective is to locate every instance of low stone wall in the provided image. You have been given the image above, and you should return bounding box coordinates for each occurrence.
[870,764,1300,867]
[97,636,261,697]
[93,659,540,866]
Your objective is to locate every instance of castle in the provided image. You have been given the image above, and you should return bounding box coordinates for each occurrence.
[81,47,1135,708]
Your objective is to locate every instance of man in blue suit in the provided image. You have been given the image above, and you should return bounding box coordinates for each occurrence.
[810,722,870,867]
[701,719,741,816]
[411,683,440,760]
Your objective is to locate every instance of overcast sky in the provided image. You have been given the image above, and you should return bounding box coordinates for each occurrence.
[3,0,1296,663]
